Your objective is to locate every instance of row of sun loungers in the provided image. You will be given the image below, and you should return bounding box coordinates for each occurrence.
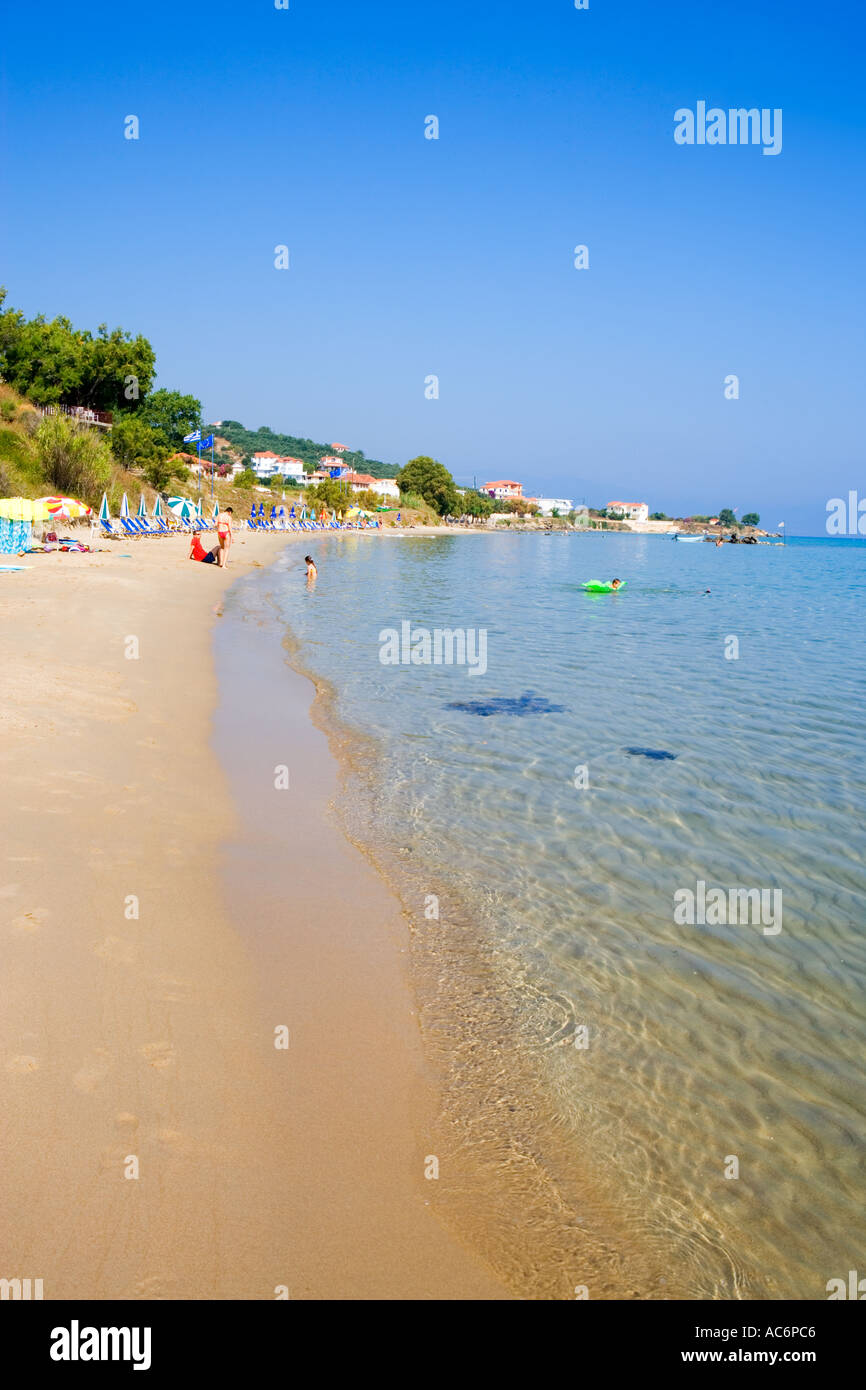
[100,515,381,539]
[100,516,216,539]
[246,516,360,531]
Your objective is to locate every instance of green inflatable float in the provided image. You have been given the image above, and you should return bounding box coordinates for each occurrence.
[582,580,626,593]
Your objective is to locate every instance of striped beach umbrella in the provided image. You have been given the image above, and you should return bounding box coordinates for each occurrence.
[211,502,219,522]
[37,496,93,520]
[153,494,164,519]
[120,493,130,519]
[166,496,197,520]
[98,493,110,522]
[137,494,148,519]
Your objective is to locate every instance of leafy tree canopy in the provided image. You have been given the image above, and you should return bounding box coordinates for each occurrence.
[741,512,760,526]
[0,287,155,411]
[718,508,738,527]
[396,455,459,516]
[138,389,202,452]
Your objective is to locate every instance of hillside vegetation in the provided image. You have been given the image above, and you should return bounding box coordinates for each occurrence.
[213,420,399,479]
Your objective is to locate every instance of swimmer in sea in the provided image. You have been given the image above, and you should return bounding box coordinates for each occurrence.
[305,554,317,582]
[610,577,622,590]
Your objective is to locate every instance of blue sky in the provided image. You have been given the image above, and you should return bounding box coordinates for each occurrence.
[1,0,863,531]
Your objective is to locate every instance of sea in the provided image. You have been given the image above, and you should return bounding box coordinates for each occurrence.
[232,530,866,1299]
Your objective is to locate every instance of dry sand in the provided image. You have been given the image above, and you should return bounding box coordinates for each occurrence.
[0,530,505,1299]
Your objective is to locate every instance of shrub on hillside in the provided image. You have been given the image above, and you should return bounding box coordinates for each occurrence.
[398,491,426,510]
[34,413,112,503]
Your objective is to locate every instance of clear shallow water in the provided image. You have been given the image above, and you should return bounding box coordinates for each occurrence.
[266,532,866,1298]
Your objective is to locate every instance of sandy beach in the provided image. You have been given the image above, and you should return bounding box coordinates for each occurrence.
[0,531,505,1299]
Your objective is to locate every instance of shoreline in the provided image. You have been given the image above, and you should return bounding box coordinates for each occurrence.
[0,532,505,1299]
[262,538,693,1299]
[213,562,506,1297]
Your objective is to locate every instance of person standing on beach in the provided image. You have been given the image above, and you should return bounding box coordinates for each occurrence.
[216,507,233,567]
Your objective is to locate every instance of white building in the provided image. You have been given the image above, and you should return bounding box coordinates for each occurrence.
[607,500,649,523]
[372,479,400,500]
[482,479,523,500]
[534,497,576,516]
[251,451,306,481]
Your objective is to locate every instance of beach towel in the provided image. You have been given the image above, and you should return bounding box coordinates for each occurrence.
[0,518,31,554]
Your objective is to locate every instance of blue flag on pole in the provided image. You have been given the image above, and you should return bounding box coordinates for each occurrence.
[183,429,201,444]
[200,434,214,449]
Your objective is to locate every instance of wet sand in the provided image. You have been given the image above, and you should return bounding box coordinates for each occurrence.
[0,531,505,1299]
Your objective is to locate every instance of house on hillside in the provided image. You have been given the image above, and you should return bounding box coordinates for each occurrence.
[252,451,305,481]
[482,479,523,500]
[607,500,649,523]
[330,443,350,453]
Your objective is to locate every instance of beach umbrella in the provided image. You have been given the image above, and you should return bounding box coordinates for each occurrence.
[0,497,51,522]
[137,494,147,519]
[120,493,130,519]
[98,493,110,522]
[153,494,164,519]
[37,496,93,520]
[166,496,197,520]
[211,502,219,522]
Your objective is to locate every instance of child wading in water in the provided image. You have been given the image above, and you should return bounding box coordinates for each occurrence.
[305,554,317,582]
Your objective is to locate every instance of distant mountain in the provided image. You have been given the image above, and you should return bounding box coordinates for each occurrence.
[210,420,399,478]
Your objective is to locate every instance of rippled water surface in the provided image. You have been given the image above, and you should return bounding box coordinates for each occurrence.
[265,532,866,1298]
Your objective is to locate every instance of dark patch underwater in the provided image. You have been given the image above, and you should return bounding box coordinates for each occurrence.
[446,690,566,718]
[624,747,678,761]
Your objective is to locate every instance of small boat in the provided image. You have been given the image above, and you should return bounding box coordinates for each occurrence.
[674,534,706,543]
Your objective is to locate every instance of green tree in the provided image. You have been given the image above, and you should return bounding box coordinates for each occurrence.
[718,508,738,528]
[138,389,202,451]
[0,288,155,410]
[306,478,349,510]
[110,413,170,471]
[84,324,156,411]
[396,455,459,516]
[741,512,760,526]
[143,454,191,492]
[462,490,495,518]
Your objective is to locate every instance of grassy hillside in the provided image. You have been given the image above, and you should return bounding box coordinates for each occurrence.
[213,420,399,479]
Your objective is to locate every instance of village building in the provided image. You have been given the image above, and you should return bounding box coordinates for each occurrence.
[607,500,649,523]
[482,479,523,500]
